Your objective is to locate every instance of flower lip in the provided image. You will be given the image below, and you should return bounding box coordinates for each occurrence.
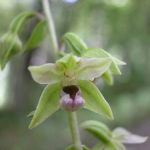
[62,85,79,100]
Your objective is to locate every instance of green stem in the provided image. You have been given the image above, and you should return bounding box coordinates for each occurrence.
[68,112,83,150]
[41,0,59,60]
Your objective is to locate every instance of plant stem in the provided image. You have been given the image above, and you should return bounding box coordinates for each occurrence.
[41,0,59,60]
[68,112,83,150]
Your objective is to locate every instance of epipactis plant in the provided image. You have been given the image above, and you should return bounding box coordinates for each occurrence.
[28,54,113,129]
[0,1,148,150]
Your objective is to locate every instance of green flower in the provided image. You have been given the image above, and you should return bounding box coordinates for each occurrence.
[28,54,113,129]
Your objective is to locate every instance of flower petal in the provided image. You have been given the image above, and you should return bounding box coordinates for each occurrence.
[112,127,148,144]
[78,80,113,119]
[76,57,111,80]
[28,63,60,84]
[29,82,62,129]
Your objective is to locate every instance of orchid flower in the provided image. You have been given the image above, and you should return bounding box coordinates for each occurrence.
[28,54,113,129]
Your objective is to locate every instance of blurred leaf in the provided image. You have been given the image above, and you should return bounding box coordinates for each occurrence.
[0,32,22,70]
[9,12,37,33]
[28,63,60,84]
[62,32,87,56]
[78,80,113,119]
[112,128,148,144]
[92,143,105,150]
[80,120,112,137]
[101,71,113,85]
[76,58,112,80]
[27,111,35,117]
[113,57,126,65]
[105,142,126,150]
[83,47,123,74]
[23,20,48,53]
[0,41,4,63]
[29,82,62,129]
[65,145,90,150]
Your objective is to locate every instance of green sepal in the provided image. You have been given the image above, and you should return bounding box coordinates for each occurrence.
[23,20,48,53]
[9,12,37,34]
[78,80,113,119]
[101,71,113,85]
[28,63,61,84]
[65,145,90,150]
[0,32,22,70]
[83,47,125,75]
[80,120,112,138]
[62,32,87,56]
[27,111,35,117]
[29,82,62,129]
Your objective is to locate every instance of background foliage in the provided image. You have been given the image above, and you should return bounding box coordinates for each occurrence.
[0,0,150,149]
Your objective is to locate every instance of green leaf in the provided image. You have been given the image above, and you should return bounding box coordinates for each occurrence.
[62,32,87,56]
[78,80,113,119]
[27,111,35,117]
[80,120,112,137]
[0,41,4,63]
[112,127,148,144]
[65,145,90,150]
[76,58,111,80]
[28,63,61,84]
[101,71,113,85]
[9,12,37,33]
[1,32,22,70]
[92,143,105,150]
[83,47,124,74]
[23,20,48,53]
[113,57,126,65]
[56,54,81,71]
[105,142,126,150]
[29,82,62,129]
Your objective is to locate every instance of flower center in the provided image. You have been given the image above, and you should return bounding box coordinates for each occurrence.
[64,69,75,78]
[63,85,78,100]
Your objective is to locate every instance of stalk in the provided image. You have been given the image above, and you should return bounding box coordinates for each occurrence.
[68,112,83,150]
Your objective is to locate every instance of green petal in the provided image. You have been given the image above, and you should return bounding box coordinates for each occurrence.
[113,57,126,65]
[23,20,48,53]
[83,47,124,75]
[101,71,114,85]
[29,82,62,129]
[62,32,87,56]
[76,58,112,80]
[78,80,113,119]
[28,63,60,84]
[112,127,148,144]
[92,143,105,150]
[105,142,126,150]
[56,54,81,71]
[27,110,35,117]
[80,120,112,137]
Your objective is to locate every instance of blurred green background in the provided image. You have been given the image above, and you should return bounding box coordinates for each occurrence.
[0,0,150,149]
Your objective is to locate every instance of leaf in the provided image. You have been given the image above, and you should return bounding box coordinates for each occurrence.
[27,111,35,117]
[83,47,124,74]
[9,12,37,33]
[92,143,105,150]
[0,41,4,63]
[78,80,113,119]
[1,32,22,70]
[80,120,112,137]
[112,127,148,144]
[23,20,48,53]
[113,57,126,65]
[29,82,62,129]
[101,71,113,85]
[76,58,111,80]
[105,142,126,150]
[62,32,87,56]
[28,63,61,84]
[65,145,90,150]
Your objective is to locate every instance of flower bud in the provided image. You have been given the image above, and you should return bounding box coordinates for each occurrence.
[59,85,85,112]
